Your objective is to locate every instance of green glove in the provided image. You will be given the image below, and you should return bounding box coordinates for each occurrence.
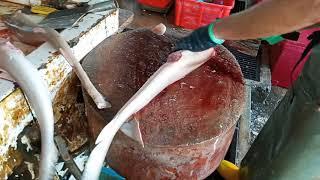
[174,22,225,52]
[260,35,284,45]
[261,32,300,45]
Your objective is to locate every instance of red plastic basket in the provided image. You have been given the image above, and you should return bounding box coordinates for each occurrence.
[270,40,310,88]
[297,27,320,45]
[270,27,320,88]
[138,0,173,9]
[174,0,235,29]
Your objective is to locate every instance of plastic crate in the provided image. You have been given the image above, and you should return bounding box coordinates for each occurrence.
[297,27,320,45]
[270,27,320,88]
[270,40,310,88]
[137,0,173,9]
[174,0,235,29]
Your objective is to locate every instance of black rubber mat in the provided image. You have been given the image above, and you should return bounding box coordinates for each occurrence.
[226,46,261,81]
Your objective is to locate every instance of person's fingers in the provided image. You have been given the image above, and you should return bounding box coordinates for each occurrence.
[151,23,166,35]
[188,47,215,60]
[167,51,183,62]
[168,47,215,64]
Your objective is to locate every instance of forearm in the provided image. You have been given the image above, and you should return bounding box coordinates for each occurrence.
[214,0,320,40]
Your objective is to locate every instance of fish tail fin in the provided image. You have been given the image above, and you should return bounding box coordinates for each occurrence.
[120,119,144,147]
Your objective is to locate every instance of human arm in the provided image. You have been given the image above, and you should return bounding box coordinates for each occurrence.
[214,0,320,40]
[175,0,320,51]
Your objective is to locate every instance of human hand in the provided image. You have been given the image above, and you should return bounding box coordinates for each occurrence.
[174,23,224,52]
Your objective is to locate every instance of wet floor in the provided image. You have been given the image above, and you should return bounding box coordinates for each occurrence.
[250,86,287,143]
